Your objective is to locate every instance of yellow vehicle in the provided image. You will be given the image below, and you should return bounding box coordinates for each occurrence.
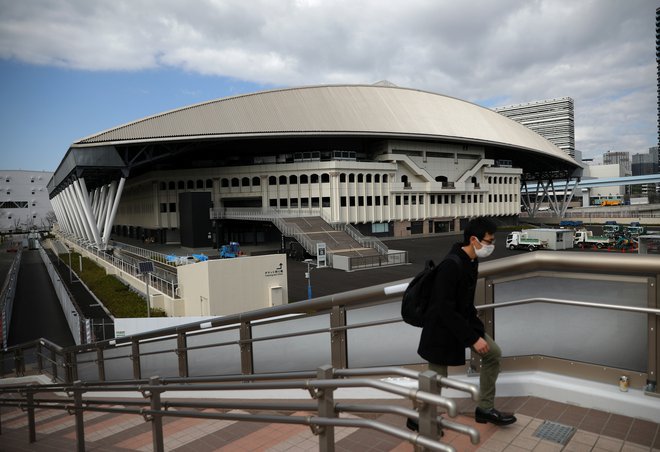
[600,199,622,206]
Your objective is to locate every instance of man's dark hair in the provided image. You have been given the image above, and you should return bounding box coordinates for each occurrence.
[462,217,498,245]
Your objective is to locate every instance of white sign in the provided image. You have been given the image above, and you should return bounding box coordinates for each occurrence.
[316,242,327,268]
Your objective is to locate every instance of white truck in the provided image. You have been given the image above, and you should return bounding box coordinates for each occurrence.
[506,231,548,251]
[574,230,613,249]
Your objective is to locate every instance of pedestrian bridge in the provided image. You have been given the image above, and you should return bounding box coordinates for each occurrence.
[0,250,659,450]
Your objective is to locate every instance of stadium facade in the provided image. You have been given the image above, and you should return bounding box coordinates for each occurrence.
[48,84,580,255]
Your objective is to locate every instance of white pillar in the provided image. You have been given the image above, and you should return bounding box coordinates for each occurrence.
[96,184,108,231]
[54,195,73,235]
[52,196,69,234]
[101,177,126,248]
[102,180,118,242]
[75,178,103,247]
[62,185,88,241]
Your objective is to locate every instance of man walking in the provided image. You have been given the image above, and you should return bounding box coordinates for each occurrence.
[416,217,516,427]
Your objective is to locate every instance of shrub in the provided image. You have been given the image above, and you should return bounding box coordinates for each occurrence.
[60,252,167,318]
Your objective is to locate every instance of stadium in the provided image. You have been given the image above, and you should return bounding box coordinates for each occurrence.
[47,83,581,263]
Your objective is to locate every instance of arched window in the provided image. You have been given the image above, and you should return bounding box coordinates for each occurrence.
[252,177,261,186]
[349,174,355,183]
[488,177,492,184]
[321,173,329,183]
[435,175,447,183]
[499,177,503,184]
[196,180,204,189]
[221,178,229,188]
[374,174,380,183]
[366,174,372,183]
[382,174,388,183]
[242,177,250,187]
[340,173,346,183]
[311,174,319,183]
[289,175,298,185]
[206,179,213,188]
[300,174,309,184]
[168,181,175,190]
[187,180,194,189]
[357,174,364,183]
[178,181,185,190]
[279,175,287,185]
[269,176,277,185]
[231,178,239,187]
[159,182,166,190]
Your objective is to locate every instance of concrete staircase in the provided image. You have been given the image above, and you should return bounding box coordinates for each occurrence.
[281,217,381,259]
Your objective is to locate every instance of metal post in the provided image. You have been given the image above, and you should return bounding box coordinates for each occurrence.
[26,386,36,443]
[132,340,141,380]
[176,332,189,378]
[149,376,164,452]
[36,342,43,374]
[51,347,58,382]
[96,347,106,381]
[330,306,347,369]
[145,274,151,317]
[68,248,72,282]
[239,322,254,375]
[418,370,440,443]
[72,381,85,452]
[317,365,335,452]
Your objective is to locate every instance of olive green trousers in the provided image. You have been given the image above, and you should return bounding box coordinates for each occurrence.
[428,333,501,410]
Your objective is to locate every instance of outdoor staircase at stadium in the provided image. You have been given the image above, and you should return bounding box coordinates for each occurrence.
[279,216,382,259]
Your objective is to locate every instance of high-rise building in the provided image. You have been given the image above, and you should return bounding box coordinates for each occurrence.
[603,151,631,175]
[494,97,575,158]
[632,147,659,196]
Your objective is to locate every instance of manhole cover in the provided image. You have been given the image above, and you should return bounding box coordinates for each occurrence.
[533,420,576,445]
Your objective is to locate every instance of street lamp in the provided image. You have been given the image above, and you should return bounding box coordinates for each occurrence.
[303,258,316,300]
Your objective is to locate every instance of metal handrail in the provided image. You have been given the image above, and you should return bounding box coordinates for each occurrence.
[0,366,478,452]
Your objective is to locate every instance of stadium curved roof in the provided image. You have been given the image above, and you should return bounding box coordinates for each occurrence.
[50,84,582,196]
[74,84,577,167]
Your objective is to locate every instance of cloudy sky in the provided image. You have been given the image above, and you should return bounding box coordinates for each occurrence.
[0,0,656,171]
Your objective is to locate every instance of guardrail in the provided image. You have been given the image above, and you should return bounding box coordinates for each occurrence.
[109,240,178,270]
[334,222,389,256]
[0,365,479,452]
[0,248,21,349]
[38,245,87,345]
[56,234,178,298]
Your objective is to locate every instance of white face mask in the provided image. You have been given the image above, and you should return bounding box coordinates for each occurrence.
[474,241,495,258]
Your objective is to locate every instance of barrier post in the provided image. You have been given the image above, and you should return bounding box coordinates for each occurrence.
[317,365,335,452]
[149,376,164,452]
[26,386,36,443]
[418,370,441,444]
[72,381,85,452]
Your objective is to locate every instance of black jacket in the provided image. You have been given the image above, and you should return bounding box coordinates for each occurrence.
[417,242,485,365]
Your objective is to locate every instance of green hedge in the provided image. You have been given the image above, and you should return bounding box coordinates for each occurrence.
[62,252,167,318]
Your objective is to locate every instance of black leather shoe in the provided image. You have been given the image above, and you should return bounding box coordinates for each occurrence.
[475,407,517,426]
[406,417,444,437]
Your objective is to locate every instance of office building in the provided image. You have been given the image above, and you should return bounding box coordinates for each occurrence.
[494,97,575,158]
[1,170,54,233]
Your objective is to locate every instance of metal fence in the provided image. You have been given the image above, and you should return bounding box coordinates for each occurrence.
[57,235,178,298]
[0,248,21,349]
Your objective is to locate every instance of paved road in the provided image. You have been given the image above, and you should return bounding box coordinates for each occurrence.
[286,230,524,301]
[7,250,75,347]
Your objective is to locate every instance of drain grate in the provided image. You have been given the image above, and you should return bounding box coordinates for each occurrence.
[533,420,576,445]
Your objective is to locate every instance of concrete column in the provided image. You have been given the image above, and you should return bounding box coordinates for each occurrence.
[74,178,103,247]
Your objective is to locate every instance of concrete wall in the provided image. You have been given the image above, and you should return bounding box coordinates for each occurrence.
[177,254,288,316]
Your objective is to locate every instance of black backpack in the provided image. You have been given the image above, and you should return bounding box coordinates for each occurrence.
[401,254,462,327]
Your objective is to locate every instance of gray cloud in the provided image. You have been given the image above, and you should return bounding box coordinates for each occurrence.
[0,0,656,159]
